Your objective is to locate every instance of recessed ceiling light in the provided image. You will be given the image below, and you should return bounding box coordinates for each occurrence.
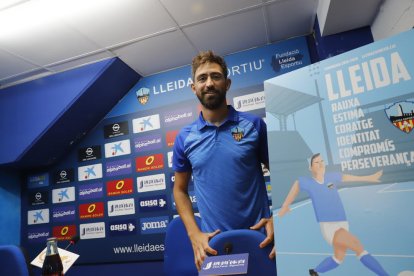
[0,0,28,11]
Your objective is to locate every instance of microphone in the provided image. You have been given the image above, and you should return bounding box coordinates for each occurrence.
[64,235,80,250]
[224,242,233,254]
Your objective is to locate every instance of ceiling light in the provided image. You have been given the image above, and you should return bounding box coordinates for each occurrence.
[0,0,28,11]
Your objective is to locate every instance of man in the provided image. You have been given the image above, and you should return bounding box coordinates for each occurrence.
[173,50,275,271]
[279,153,388,276]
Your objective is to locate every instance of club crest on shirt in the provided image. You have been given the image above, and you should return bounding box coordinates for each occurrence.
[384,101,414,134]
[136,87,150,105]
[231,126,244,142]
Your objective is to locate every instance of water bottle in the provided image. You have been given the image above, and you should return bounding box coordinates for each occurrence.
[42,237,64,276]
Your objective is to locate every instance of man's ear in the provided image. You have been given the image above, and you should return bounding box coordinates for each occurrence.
[226,78,232,91]
[191,83,196,94]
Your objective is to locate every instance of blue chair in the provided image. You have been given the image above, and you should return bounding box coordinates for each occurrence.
[0,245,30,276]
[164,216,201,276]
[208,229,277,276]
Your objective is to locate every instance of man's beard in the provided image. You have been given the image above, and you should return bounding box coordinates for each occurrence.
[196,89,226,110]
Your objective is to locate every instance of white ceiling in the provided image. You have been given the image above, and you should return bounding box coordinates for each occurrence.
[0,0,384,89]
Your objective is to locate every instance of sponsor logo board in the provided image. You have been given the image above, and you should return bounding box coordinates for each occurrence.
[28,209,49,225]
[104,139,131,158]
[107,198,135,217]
[80,222,106,239]
[78,163,103,181]
[79,202,104,219]
[52,186,75,204]
[137,174,166,193]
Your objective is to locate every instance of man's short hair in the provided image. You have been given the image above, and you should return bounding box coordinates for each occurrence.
[310,153,321,166]
[191,50,228,81]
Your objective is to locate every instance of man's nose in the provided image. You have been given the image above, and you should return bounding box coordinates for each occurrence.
[205,76,214,87]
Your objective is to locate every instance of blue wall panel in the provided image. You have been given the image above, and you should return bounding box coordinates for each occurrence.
[0,169,21,245]
[0,58,117,166]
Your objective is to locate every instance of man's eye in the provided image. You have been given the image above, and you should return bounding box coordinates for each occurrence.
[197,76,206,82]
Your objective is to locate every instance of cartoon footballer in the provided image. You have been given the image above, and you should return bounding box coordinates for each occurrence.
[278,153,389,276]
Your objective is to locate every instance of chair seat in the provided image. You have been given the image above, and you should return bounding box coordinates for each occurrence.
[0,245,30,276]
[164,216,201,276]
[208,229,277,276]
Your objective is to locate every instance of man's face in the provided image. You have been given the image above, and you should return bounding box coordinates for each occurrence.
[310,155,325,175]
[191,62,231,110]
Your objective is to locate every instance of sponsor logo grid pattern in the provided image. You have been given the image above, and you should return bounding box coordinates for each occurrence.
[21,39,305,262]
[24,95,270,257]
[24,105,209,243]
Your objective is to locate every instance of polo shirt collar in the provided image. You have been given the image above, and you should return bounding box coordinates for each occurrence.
[196,105,239,130]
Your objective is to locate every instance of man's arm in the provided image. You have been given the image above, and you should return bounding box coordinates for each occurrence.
[250,161,275,258]
[173,171,220,271]
[342,170,383,183]
[278,180,300,217]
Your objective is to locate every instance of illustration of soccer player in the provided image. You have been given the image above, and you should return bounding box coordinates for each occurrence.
[278,153,389,276]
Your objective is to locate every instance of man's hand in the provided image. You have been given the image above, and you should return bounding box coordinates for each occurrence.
[250,217,275,259]
[370,170,383,182]
[189,229,221,271]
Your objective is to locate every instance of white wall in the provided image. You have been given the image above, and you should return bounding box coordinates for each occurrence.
[372,0,414,41]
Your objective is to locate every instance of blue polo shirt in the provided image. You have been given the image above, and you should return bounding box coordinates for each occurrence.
[298,172,347,222]
[173,105,270,232]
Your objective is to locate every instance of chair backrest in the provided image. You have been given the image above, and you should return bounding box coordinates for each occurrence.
[208,229,277,276]
[0,245,30,276]
[164,216,201,276]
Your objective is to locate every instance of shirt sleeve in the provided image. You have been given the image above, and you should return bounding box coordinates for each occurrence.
[257,118,269,165]
[172,130,192,172]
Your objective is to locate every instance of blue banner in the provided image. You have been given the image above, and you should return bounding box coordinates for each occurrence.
[266,30,414,276]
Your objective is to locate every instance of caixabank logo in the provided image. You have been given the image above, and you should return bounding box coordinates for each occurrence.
[138,195,168,212]
[104,139,131,158]
[52,225,76,241]
[78,163,103,181]
[80,222,106,240]
[107,198,135,217]
[140,216,169,234]
[108,219,137,236]
[52,186,75,204]
[79,202,104,219]
[106,178,133,196]
[132,114,161,134]
[27,209,49,225]
[135,154,164,172]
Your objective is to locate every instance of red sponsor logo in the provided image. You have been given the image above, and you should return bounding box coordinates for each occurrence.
[52,225,76,241]
[106,178,133,196]
[135,154,164,172]
[79,202,104,219]
[166,130,179,147]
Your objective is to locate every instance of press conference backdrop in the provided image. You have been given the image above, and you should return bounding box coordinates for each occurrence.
[21,36,311,264]
[266,30,414,275]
